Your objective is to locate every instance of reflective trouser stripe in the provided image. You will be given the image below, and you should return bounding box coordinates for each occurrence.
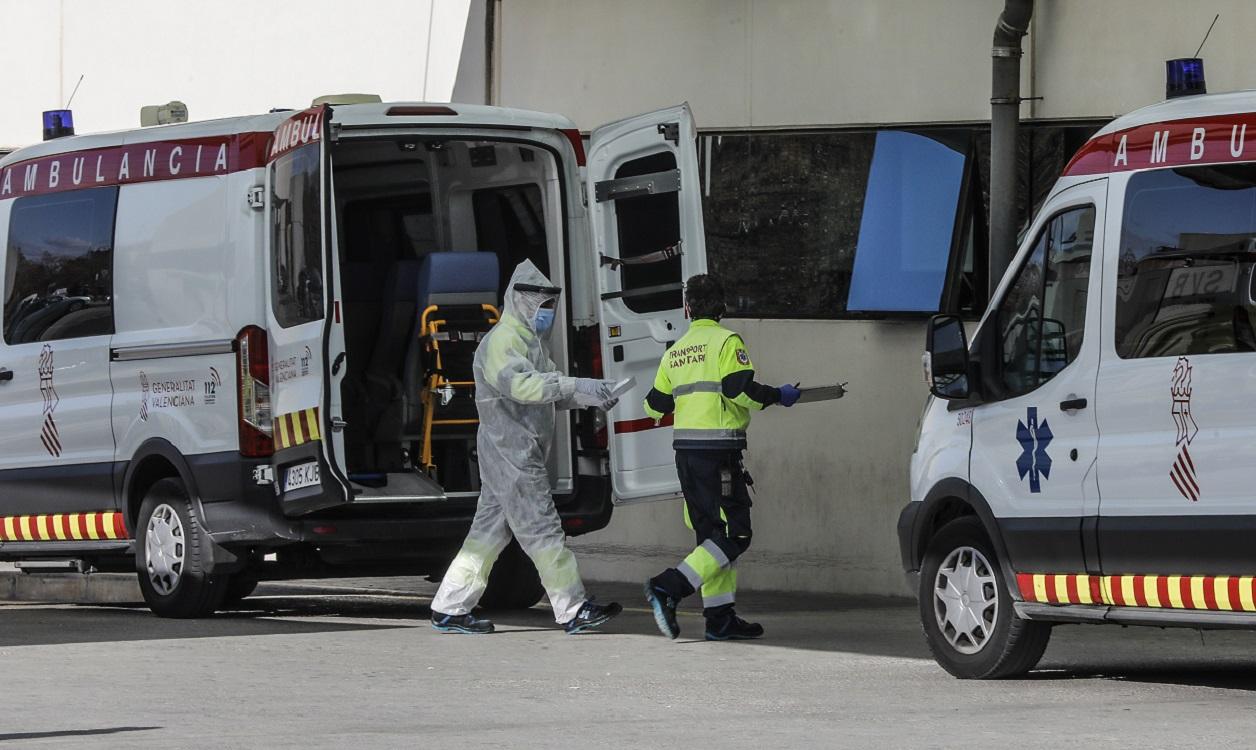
[672,381,722,396]
[677,539,730,589]
[701,566,737,608]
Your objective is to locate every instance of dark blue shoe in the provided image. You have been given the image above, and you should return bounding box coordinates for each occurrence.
[705,613,763,641]
[431,611,494,634]
[564,600,623,634]
[644,581,680,640]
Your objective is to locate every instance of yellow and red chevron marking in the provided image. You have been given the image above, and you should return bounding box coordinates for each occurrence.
[274,407,322,451]
[0,511,128,542]
[1018,572,1256,612]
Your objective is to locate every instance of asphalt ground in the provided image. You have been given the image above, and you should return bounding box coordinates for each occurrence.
[3,578,1256,748]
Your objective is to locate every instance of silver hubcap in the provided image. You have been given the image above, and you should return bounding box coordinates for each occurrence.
[145,504,185,596]
[933,545,999,655]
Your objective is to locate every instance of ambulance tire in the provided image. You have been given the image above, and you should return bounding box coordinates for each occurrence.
[479,540,545,610]
[919,517,1051,679]
[135,479,229,619]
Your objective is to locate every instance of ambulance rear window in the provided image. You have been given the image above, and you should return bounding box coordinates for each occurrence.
[1116,164,1256,358]
[271,144,325,328]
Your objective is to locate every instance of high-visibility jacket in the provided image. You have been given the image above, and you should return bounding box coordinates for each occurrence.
[643,318,780,449]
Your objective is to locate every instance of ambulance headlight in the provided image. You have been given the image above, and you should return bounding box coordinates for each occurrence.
[1166,58,1207,99]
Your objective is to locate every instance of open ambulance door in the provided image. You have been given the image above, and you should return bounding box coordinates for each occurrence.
[587,103,708,505]
[262,105,350,515]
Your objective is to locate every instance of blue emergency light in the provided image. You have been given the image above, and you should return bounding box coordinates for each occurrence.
[42,109,75,140]
[1166,58,1207,99]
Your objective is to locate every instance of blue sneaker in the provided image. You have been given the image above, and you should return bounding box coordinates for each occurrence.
[564,600,623,634]
[431,611,494,634]
[644,581,680,640]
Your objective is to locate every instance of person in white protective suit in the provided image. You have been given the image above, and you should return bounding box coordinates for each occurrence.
[430,260,623,634]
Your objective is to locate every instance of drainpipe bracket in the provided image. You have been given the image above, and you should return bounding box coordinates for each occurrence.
[991,97,1022,105]
[992,46,1023,58]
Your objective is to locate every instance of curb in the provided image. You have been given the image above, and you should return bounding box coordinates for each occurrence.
[0,572,143,605]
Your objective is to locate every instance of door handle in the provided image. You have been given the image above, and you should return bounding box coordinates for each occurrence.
[0,368,12,383]
[1059,397,1088,411]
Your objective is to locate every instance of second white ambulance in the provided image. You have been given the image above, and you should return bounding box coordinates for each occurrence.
[905,89,1256,677]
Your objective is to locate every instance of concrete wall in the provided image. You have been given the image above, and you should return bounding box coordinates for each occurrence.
[477,0,1256,596]
[482,0,1256,129]
[0,0,472,149]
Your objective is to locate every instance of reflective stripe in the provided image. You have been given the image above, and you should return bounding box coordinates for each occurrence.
[672,381,722,396]
[701,539,731,568]
[701,591,736,608]
[677,560,705,589]
[672,428,746,442]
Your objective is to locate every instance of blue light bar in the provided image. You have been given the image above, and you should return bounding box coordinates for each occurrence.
[1166,58,1207,99]
[42,109,75,140]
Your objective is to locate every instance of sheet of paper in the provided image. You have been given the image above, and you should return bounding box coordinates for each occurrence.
[611,376,637,399]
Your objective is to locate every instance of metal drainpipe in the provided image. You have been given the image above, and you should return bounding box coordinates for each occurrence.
[989,0,1034,298]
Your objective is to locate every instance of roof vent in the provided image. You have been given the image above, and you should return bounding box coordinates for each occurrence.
[311,93,382,106]
[140,101,189,127]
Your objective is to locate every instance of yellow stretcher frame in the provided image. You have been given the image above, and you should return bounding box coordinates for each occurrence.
[418,303,499,475]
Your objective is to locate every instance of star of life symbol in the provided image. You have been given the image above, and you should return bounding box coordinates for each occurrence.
[1170,357,1200,502]
[1016,406,1052,494]
[38,344,61,457]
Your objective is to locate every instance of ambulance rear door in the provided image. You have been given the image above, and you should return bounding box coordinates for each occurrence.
[263,105,350,515]
[587,103,708,504]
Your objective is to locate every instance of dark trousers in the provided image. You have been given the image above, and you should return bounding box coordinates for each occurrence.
[654,449,753,617]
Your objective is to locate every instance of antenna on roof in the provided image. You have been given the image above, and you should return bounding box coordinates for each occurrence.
[1194,13,1220,58]
[64,74,85,109]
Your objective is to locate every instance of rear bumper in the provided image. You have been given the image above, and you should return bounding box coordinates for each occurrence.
[196,463,613,550]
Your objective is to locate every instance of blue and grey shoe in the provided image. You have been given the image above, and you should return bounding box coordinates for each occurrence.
[564,600,623,634]
[431,611,495,634]
[644,581,681,640]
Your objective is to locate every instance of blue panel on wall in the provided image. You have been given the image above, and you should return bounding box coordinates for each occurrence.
[847,131,965,312]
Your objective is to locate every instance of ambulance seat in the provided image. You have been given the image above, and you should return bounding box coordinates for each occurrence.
[405,252,500,476]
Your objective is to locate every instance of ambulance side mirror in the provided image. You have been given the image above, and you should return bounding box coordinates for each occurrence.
[925,314,971,400]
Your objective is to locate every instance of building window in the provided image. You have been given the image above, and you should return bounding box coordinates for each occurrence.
[4,186,117,344]
[1115,164,1256,358]
[271,143,325,329]
[700,122,1102,319]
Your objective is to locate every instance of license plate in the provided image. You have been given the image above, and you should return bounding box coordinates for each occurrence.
[283,461,321,492]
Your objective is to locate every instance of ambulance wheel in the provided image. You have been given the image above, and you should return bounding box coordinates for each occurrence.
[135,479,228,618]
[479,540,545,610]
[919,517,1050,679]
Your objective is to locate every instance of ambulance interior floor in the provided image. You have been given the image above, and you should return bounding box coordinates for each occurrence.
[3,578,1256,748]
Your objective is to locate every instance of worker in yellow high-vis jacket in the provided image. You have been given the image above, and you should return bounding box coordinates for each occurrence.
[642,274,800,641]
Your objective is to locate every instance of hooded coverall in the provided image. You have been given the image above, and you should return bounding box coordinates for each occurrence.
[430,260,591,624]
[643,319,781,616]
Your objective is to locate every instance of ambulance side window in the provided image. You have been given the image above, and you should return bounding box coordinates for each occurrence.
[1115,164,1256,358]
[3,186,117,345]
[271,144,324,328]
[994,205,1094,398]
[612,151,683,313]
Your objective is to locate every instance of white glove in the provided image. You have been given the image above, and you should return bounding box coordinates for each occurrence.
[573,378,614,407]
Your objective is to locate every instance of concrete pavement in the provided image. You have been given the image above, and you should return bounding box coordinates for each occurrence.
[2,580,1256,748]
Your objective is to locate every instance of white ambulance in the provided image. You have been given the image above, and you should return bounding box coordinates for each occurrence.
[904,89,1256,677]
[0,100,706,617]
